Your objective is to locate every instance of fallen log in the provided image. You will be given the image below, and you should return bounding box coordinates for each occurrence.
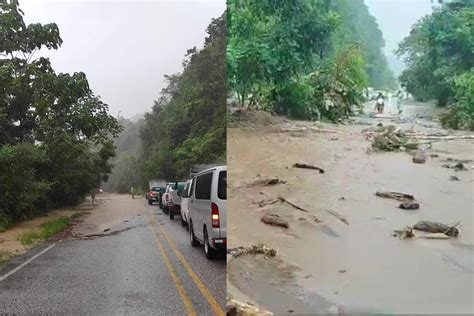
[293,163,325,174]
[375,191,415,201]
[412,135,474,140]
[326,210,349,225]
[246,177,286,187]
[278,197,309,213]
[413,220,460,237]
[279,127,341,134]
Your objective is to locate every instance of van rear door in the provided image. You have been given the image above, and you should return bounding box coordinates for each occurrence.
[214,169,226,238]
[192,172,213,241]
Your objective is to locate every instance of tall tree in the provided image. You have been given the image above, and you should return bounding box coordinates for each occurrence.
[0,0,120,227]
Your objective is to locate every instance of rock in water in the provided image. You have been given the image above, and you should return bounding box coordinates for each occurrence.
[412,150,427,164]
[261,213,289,228]
[399,201,420,210]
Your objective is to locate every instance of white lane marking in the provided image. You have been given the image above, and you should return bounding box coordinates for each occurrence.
[0,244,56,282]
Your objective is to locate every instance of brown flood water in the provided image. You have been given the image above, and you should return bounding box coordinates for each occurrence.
[227,102,474,314]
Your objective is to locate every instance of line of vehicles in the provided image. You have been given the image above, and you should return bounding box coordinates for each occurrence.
[145,164,227,260]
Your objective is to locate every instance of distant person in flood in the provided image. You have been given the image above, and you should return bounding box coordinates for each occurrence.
[396,90,404,114]
[91,190,96,208]
[374,92,385,114]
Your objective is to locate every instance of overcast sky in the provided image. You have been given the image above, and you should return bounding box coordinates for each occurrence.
[19,0,434,116]
[21,0,225,119]
[365,0,435,75]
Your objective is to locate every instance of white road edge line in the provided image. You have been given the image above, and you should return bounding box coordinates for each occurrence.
[0,244,56,282]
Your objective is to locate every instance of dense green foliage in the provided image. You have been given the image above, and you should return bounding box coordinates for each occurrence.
[0,1,120,230]
[138,14,226,182]
[333,0,396,89]
[227,0,393,120]
[397,0,473,129]
[440,72,474,129]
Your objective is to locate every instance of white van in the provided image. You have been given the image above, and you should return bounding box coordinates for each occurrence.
[188,165,226,259]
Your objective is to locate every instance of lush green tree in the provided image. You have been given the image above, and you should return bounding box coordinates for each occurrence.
[397,0,473,106]
[0,0,120,227]
[138,13,226,182]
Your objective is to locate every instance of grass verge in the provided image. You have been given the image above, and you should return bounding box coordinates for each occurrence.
[0,250,16,267]
[17,216,70,246]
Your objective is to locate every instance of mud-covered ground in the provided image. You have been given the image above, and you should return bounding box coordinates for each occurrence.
[227,102,474,314]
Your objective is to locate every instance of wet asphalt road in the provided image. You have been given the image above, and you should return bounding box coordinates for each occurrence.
[0,204,226,315]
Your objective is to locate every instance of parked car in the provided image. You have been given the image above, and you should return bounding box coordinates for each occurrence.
[145,186,161,205]
[188,165,226,259]
[168,182,186,220]
[179,179,193,228]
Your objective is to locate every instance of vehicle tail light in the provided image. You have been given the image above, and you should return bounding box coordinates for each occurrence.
[211,202,220,228]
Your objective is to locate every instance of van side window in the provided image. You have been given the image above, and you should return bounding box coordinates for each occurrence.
[195,172,213,200]
[218,171,226,200]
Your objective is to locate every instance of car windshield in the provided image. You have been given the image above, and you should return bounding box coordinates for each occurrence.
[218,171,226,200]
[171,182,186,191]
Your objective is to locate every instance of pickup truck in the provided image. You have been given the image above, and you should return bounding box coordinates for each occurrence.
[145,186,164,205]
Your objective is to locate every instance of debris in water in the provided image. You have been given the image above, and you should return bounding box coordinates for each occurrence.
[454,162,466,171]
[228,244,277,258]
[261,213,289,228]
[375,191,415,201]
[338,269,347,273]
[278,197,310,213]
[226,298,273,315]
[326,210,349,225]
[442,162,467,171]
[399,201,420,210]
[247,177,287,187]
[393,226,415,239]
[293,163,325,173]
[450,175,460,181]
[257,198,281,208]
[103,228,110,232]
[413,221,460,237]
[369,125,419,152]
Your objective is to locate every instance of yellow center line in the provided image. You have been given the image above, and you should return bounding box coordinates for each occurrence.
[157,221,225,316]
[147,215,197,316]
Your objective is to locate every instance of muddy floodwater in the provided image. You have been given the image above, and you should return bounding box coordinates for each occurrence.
[227,102,474,314]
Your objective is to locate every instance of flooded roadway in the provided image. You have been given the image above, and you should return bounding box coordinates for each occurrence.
[227,102,474,314]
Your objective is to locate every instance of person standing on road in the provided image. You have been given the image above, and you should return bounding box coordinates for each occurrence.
[374,92,385,114]
[130,186,136,199]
